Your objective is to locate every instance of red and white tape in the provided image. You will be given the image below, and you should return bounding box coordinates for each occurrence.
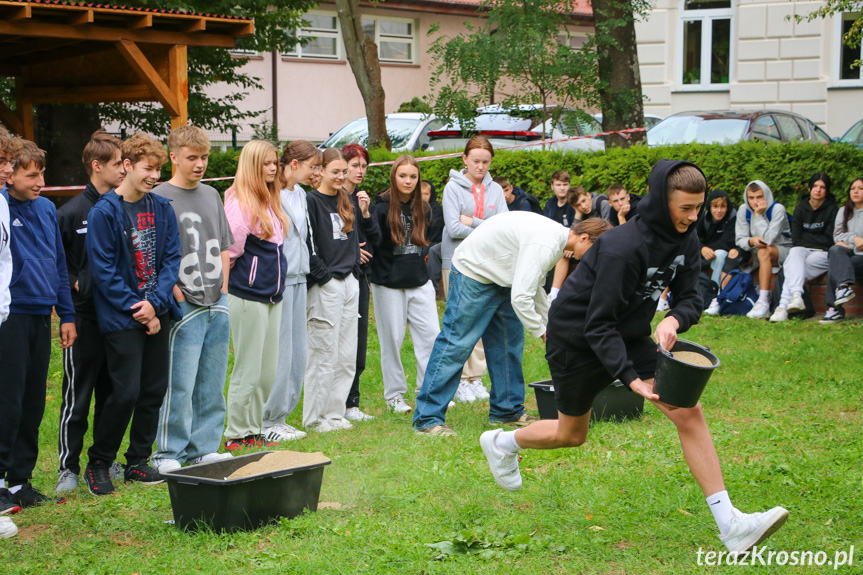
[41,128,646,192]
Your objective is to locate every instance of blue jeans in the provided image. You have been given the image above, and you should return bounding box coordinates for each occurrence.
[153,295,230,464]
[413,266,525,430]
[708,249,728,285]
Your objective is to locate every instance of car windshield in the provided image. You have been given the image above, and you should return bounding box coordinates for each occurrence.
[322,117,421,149]
[840,120,863,145]
[441,109,599,137]
[648,116,749,145]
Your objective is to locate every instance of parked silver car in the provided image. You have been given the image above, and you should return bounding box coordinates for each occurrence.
[320,113,445,152]
[647,110,831,146]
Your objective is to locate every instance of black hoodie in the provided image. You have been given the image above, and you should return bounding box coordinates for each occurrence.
[791,192,838,250]
[609,193,642,227]
[369,195,431,289]
[548,159,704,387]
[57,182,103,318]
[696,189,736,252]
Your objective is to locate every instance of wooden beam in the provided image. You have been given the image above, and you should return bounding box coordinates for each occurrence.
[6,5,32,22]
[128,14,153,30]
[67,10,94,27]
[115,39,180,115]
[15,73,34,141]
[0,100,24,136]
[168,44,189,133]
[0,20,238,48]
[0,43,110,69]
[22,84,154,104]
[183,20,206,33]
[0,38,81,59]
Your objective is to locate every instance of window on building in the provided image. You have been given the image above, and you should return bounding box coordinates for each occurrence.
[286,13,341,60]
[680,0,731,88]
[361,17,417,64]
[838,12,863,82]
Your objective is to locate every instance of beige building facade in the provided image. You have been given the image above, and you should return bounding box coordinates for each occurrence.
[636,0,863,138]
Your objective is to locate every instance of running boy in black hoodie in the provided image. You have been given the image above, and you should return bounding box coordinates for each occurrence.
[480,160,788,555]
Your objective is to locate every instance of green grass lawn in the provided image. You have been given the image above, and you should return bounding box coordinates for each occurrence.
[2,306,861,574]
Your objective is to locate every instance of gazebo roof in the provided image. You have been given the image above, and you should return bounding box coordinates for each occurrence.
[0,0,255,139]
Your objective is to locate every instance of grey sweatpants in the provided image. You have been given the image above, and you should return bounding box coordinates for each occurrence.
[303,276,359,427]
[263,283,307,428]
[371,281,440,401]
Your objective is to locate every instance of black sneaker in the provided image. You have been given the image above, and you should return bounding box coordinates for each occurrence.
[0,488,22,515]
[123,462,163,485]
[13,482,65,507]
[84,460,115,496]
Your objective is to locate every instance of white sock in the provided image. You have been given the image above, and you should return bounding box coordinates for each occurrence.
[0,479,5,489]
[7,484,22,495]
[495,430,522,454]
[758,290,771,304]
[707,490,735,535]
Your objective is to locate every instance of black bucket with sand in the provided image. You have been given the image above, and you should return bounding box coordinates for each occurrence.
[162,450,331,532]
[654,339,720,408]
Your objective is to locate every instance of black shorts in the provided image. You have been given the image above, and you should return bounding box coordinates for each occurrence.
[546,338,658,417]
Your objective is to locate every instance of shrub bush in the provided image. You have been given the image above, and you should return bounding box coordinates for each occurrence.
[191,142,863,209]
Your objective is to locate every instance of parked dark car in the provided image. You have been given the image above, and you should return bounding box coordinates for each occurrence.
[837,118,863,148]
[647,110,831,147]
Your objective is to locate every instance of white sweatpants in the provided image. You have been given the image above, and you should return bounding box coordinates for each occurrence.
[303,276,359,427]
[371,281,440,401]
[779,247,829,307]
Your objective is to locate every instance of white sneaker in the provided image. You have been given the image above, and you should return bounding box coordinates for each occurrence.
[768,306,788,323]
[55,469,79,494]
[720,507,789,554]
[657,297,670,312]
[345,407,375,421]
[480,429,522,491]
[705,298,721,316]
[468,378,490,400]
[787,293,805,313]
[307,419,337,433]
[328,418,354,430]
[386,396,413,414]
[448,401,456,408]
[262,422,308,442]
[154,458,182,474]
[746,300,770,319]
[193,452,233,465]
[0,516,17,539]
[454,380,476,403]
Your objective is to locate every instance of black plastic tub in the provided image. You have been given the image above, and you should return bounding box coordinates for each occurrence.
[162,451,331,532]
[654,339,720,408]
[529,380,644,422]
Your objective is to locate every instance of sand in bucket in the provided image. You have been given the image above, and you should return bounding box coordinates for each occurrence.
[670,350,713,368]
[227,451,331,479]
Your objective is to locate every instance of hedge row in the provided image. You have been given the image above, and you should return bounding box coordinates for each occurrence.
[185,141,863,210]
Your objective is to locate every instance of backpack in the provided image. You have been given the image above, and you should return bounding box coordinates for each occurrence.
[699,273,719,311]
[525,193,543,215]
[745,203,792,237]
[770,268,815,319]
[717,270,758,315]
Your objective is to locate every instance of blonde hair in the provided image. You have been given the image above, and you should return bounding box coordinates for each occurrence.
[167,125,210,153]
[230,140,288,239]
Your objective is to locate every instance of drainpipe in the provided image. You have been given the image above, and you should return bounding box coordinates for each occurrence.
[272,50,279,138]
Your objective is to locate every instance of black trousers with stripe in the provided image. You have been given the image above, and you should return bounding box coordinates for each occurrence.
[57,315,110,475]
[0,314,52,485]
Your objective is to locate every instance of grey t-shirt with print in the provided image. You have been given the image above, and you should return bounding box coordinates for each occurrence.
[154,182,234,307]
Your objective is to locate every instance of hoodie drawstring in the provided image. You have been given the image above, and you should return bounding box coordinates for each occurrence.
[472,184,485,220]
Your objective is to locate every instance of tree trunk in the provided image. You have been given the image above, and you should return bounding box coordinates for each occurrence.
[335,0,391,151]
[34,103,102,186]
[592,0,645,149]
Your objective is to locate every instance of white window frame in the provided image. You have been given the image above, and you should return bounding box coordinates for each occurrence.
[229,49,262,58]
[286,10,342,60]
[677,0,734,91]
[361,15,418,64]
[833,12,863,86]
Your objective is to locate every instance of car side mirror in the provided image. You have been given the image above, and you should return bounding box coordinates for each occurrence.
[421,143,430,150]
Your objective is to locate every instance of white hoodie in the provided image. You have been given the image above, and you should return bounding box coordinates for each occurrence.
[735,179,792,251]
[834,205,863,256]
[0,193,11,322]
[452,211,568,338]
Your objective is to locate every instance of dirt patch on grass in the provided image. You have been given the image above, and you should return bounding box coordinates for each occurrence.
[15,523,51,542]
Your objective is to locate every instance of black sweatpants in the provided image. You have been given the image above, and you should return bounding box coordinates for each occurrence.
[57,315,110,475]
[87,316,171,466]
[0,314,52,485]
[346,273,370,409]
[826,245,863,306]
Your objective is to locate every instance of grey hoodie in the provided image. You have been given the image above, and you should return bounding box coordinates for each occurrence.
[834,206,863,255]
[441,169,508,269]
[735,180,792,251]
[280,185,310,285]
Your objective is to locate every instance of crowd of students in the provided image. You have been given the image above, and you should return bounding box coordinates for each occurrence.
[0,122,857,547]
